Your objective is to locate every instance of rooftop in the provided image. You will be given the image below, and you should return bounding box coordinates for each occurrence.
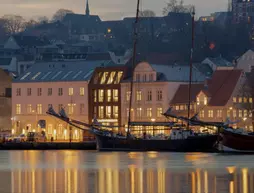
[204,57,234,67]
[0,58,12,66]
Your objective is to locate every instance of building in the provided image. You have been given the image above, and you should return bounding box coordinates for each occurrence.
[236,49,254,73]
[232,0,254,23]
[201,57,234,71]
[12,60,110,141]
[120,61,207,136]
[171,69,253,131]
[0,57,17,73]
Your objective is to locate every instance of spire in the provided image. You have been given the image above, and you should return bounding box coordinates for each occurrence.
[86,0,90,16]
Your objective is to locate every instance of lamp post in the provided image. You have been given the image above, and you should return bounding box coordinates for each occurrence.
[151,118,156,136]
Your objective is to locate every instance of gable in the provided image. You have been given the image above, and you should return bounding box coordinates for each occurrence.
[4,37,20,49]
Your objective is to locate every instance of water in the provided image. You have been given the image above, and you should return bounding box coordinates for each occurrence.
[0,151,253,193]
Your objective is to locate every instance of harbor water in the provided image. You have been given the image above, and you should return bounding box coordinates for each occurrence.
[0,150,253,193]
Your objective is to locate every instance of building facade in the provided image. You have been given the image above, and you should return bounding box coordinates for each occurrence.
[232,0,254,23]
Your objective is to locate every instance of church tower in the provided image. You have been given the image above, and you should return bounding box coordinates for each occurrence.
[85,0,90,16]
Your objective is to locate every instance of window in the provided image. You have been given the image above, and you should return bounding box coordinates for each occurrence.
[239,110,242,117]
[106,106,111,118]
[233,97,237,103]
[100,72,108,84]
[99,89,104,102]
[80,104,85,114]
[27,88,31,96]
[208,110,213,118]
[113,89,118,102]
[244,97,248,103]
[126,91,131,101]
[175,106,179,110]
[16,88,21,96]
[233,110,237,118]
[16,104,21,114]
[36,104,42,114]
[37,88,42,96]
[143,74,147,82]
[146,108,152,118]
[136,91,142,101]
[250,98,253,103]
[136,74,140,82]
[48,88,52,96]
[244,110,248,117]
[217,110,222,118]
[107,72,116,84]
[227,110,231,118]
[137,108,142,118]
[68,104,75,115]
[149,73,153,81]
[157,108,163,117]
[69,88,74,96]
[197,97,200,105]
[115,71,123,84]
[48,124,53,135]
[27,104,32,114]
[99,106,104,118]
[147,91,152,101]
[113,106,119,118]
[200,110,205,118]
[80,87,85,96]
[249,110,252,118]
[180,105,185,110]
[93,90,97,102]
[204,97,208,105]
[157,91,162,101]
[58,88,63,96]
[107,90,112,102]
[239,97,242,103]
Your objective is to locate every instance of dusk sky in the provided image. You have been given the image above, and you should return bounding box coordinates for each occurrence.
[0,0,228,20]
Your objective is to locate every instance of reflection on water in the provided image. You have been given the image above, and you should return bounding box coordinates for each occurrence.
[0,151,253,193]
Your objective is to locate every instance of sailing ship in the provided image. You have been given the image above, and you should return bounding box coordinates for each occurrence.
[46,1,219,152]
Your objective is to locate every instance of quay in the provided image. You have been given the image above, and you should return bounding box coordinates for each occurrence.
[0,142,96,150]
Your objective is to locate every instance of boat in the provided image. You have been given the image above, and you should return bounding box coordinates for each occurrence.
[217,127,254,153]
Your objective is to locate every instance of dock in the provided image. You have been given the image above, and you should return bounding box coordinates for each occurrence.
[0,142,97,150]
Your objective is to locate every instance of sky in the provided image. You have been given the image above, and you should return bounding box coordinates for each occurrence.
[0,0,229,21]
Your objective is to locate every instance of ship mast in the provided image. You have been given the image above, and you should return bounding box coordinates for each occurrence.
[127,0,140,136]
[187,7,195,129]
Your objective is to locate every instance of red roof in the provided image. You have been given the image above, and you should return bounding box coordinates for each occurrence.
[171,84,204,104]
[206,69,242,106]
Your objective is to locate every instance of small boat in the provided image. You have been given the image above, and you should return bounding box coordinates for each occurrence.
[217,127,254,153]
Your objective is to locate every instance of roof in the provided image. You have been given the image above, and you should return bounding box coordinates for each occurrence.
[12,35,50,47]
[0,58,12,66]
[150,64,207,82]
[206,69,242,106]
[171,84,205,104]
[205,57,234,67]
[143,52,184,64]
[13,60,112,83]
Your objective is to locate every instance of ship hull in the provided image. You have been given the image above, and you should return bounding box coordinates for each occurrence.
[95,134,218,152]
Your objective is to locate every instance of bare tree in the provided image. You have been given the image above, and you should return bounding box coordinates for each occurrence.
[2,15,26,34]
[52,9,74,22]
[37,16,49,24]
[163,0,193,15]
[139,10,156,17]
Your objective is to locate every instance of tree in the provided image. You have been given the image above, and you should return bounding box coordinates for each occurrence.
[163,0,193,15]
[139,10,156,17]
[52,9,74,22]
[37,16,49,24]
[2,15,25,34]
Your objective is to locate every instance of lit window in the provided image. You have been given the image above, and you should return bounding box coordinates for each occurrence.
[107,28,111,33]
[47,124,53,134]
[208,110,213,118]
[68,88,73,96]
[126,91,131,101]
[136,91,142,101]
[58,88,63,96]
[204,97,207,105]
[239,97,242,103]
[80,87,85,96]
[115,71,123,84]
[80,104,85,114]
[239,110,242,117]
[200,110,205,118]
[137,108,142,118]
[197,97,200,105]
[68,104,75,115]
[157,90,162,101]
[244,110,248,117]
[217,110,222,118]
[249,110,252,118]
[233,110,237,118]
[233,97,237,103]
[107,72,116,84]
[250,98,253,103]
[113,106,118,118]
[106,106,111,118]
[27,88,31,96]
[146,108,152,117]
[100,72,108,84]
[99,106,104,118]
[37,88,42,96]
[16,104,21,114]
[48,88,52,96]
[180,105,185,110]
[147,91,152,101]
[175,106,179,110]
[157,108,163,117]
[107,90,112,102]
[16,88,21,96]
[99,89,104,102]
[244,97,248,103]
[27,104,32,114]
[93,90,97,102]
[36,104,42,114]
[113,89,118,102]
[227,110,230,117]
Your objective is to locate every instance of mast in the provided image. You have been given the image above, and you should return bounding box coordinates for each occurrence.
[127,0,140,136]
[187,7,195,129]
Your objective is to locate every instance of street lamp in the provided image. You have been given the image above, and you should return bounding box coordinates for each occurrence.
[151,118,156,136]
